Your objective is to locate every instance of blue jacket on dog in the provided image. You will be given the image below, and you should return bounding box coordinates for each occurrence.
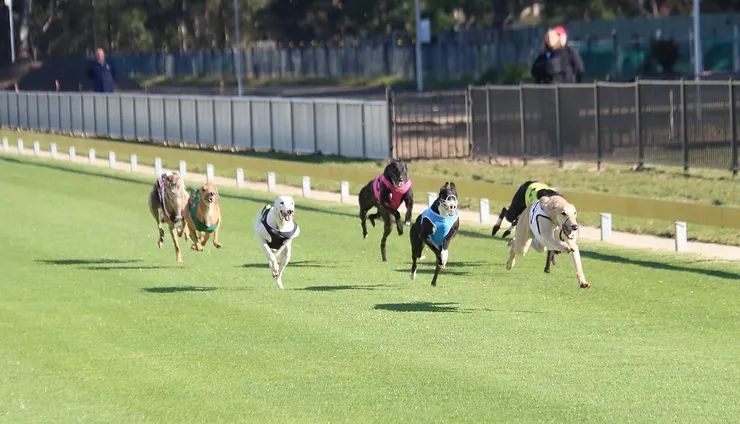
[421,208,459,247]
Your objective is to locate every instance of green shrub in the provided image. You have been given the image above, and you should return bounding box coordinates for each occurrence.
[476,64,532,85]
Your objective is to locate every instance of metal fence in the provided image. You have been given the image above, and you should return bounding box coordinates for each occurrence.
[0,91,391,159]
[469,81,740,173]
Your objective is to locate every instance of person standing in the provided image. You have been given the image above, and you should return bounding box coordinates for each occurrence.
[554,25,585,83]
[88,48,116,93]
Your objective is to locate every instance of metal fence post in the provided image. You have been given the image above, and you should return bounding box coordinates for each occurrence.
[336,101,342,157]
[178,97,184,144]
[680,78,689,175]
[594,82,602,171]
[730,79,738,177]
[518,84,527,165]
[485,84,492,156]
[212,98,217,146]
[119,95,124,138]
[555,84,563,167]
[290,101,296,153]
[162,97,168,141]
[269,99,275,150]
[361,103,367,158]
[312,100,319,153]
[194,98,201,148]
[465,86,473,158]
[635,78,644,169]
[148,95,153,141]
[386,87,394,158]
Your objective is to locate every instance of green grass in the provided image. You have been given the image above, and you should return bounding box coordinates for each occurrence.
[2,155,740,423]
[133,74,470,91]
[3,129,740,246]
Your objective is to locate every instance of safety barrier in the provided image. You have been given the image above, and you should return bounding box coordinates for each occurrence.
[0,91,392,160]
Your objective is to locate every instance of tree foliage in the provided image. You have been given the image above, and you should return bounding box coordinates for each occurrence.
[0,0,737,61]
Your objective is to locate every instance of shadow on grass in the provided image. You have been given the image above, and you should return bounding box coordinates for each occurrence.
[36,258,142,265]
[297,284,387,291]
[395,267,472,276]
[86,265,175,270]
[241,260,330,269]
[141,286,218,293]
[374,302,461,313]
[581,250,740,281]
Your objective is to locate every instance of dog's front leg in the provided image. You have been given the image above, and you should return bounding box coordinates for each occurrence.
[492,207,507,237]
[212,220,223,249]
[439,223,459,268]
[380,214,393,262]
[402,189,414,227]
[275,241,293,289]
[156,210,166,249]
[568,244,590,288]
[258,240,280,278]
[166,221,183,263]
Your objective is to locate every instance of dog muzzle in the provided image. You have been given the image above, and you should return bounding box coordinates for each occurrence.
[442,195,458,216]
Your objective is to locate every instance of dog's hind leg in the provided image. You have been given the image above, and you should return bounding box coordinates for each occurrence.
[544,250,554,273]
[168,222,183,263]
[491,207,507,236]
[360,207,370,239]
[430,262,442,287]
[380,215,392,262]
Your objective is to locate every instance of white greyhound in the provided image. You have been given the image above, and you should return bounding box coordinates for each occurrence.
[254,195,300,289]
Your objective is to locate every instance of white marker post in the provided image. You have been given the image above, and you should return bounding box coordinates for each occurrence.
[479,198,490,224]
[179,160,187,179]
[206,164,214,183]
[302,176,311,198]
[17,139,23,154]
[236,168,244,188]
[600,213,612,242]
[108,151,116,168]
[1,137,7,153]
[427,192,436,207]
[154,157,162,176]
[88,148,95,165]
[267,172,276,193]
[50,143,57,159]
[130,154,138,173]
[340,181,350,203]
[69,146,76,162]
[33,141,40,156]
[675,221,688,252]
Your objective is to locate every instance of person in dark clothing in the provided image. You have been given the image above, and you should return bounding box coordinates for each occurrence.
[88,48,116,93]
[530,27,585,84]
[554,25,585,83]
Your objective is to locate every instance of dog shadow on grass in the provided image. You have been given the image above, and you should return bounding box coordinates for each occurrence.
[240,260,330,269]
[297,284,387,291]
[374,302,463,313]
[36,258,142,266]
[581,250,740,281]
[141,286,219,293]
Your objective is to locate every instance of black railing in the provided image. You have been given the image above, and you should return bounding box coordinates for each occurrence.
[468,81,740,174]
[390,81,740,173]
[390,89,469,160]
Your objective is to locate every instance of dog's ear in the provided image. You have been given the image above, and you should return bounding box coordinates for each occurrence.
[440,182,450,192]
[449,182,456,191]
[538,196,556,217]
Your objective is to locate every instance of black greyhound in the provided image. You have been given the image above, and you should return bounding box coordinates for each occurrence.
[410,182,460,287]
[492,180,561,274]
[358,160,414,262]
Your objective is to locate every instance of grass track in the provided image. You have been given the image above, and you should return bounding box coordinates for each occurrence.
[4,129,740,246]
[1,156,740,423]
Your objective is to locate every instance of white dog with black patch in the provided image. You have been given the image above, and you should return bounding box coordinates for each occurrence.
[254,195,300,289]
